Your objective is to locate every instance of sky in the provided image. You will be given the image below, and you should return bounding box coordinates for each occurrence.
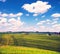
[0,0,60,32]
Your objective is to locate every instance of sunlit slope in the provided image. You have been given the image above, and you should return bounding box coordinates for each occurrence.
[0,46,60,54]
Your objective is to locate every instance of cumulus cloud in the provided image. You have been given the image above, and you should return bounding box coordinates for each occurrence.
[0,18,7,26]
[33,13,38,16]
[52,18,59,21]
[37,26,48,32]
[41,15,45,18]
[0,0,6,2]
[0,12,24,32]
[7,17,24,32]
[51,24,60,32]
[37,19,52,25]
[26,14,29,16]
[36,24,60,32]
[22,1,51,14]
[51,21,57,25]
[0,12,60,32]
[0,12,23,17]
[36,19,60,32]
[37,20,46,25]
[1,13,8,17]
[37,19,58,26]
[0,17,24,26]
[52,13,60,17]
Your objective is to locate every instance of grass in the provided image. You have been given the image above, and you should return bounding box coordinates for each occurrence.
[0,46,60,54]
[0,33,60,54]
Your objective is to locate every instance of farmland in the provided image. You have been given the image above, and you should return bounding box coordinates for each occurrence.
[0,33,60,54]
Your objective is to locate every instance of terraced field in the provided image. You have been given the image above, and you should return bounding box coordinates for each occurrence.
[0,33,60,54]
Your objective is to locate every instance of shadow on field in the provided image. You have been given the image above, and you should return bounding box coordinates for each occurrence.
[11,37,60,52]
[14,43,60,52]
[0,52,2,54]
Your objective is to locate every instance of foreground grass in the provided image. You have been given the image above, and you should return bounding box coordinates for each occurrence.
[0,46,60,54]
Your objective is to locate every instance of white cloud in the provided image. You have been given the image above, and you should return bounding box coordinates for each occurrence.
[51,21,57,25]
[36,24,60,32]
[26,14,29,16]
[52,24,60,28]
[52,13,60,17]
[37,26,48,32]
[41,15,45,18]
[1,13,8,17]
[37,19,58,26]
[16,13,23,17]
[0,18,7,26]
[0,17,24,26]
[36,19,60,32]
[7,18,24,32]
[8,23,60,32]
[8,17,24,26]
[37,20,46,25]
[8,13,16,17]
[0,12,60,32]
[0,18,7,23]
[0,0,6,2]
[37,19,51,25]
[22,1,51,14]
[0,12,24,32]
[52,18,59,21]
[0,12,23,17]
[33,13,38,16]
[52,24,60,32]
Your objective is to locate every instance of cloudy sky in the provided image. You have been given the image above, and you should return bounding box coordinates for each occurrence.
[0,0,60,32]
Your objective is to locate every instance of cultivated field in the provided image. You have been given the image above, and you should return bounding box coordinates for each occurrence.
[0,33,60,54]
[0,46,60,54]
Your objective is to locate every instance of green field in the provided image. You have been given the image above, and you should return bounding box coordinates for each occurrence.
[0,33,60,54]
[0,46,60,54]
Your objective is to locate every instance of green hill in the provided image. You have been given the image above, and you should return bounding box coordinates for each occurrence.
[0,46,60,54]
[0,33,60,54]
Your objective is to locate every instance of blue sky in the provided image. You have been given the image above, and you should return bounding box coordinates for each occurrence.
[0,0,60,32]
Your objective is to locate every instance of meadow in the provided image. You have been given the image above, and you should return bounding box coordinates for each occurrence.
[0,33,60,54]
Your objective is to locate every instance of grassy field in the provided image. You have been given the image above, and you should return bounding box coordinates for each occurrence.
[0,46,60,54]
[0,33,60,54]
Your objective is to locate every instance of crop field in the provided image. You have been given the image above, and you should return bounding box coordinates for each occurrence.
[0,33,60,54]
[0,46,60,54]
